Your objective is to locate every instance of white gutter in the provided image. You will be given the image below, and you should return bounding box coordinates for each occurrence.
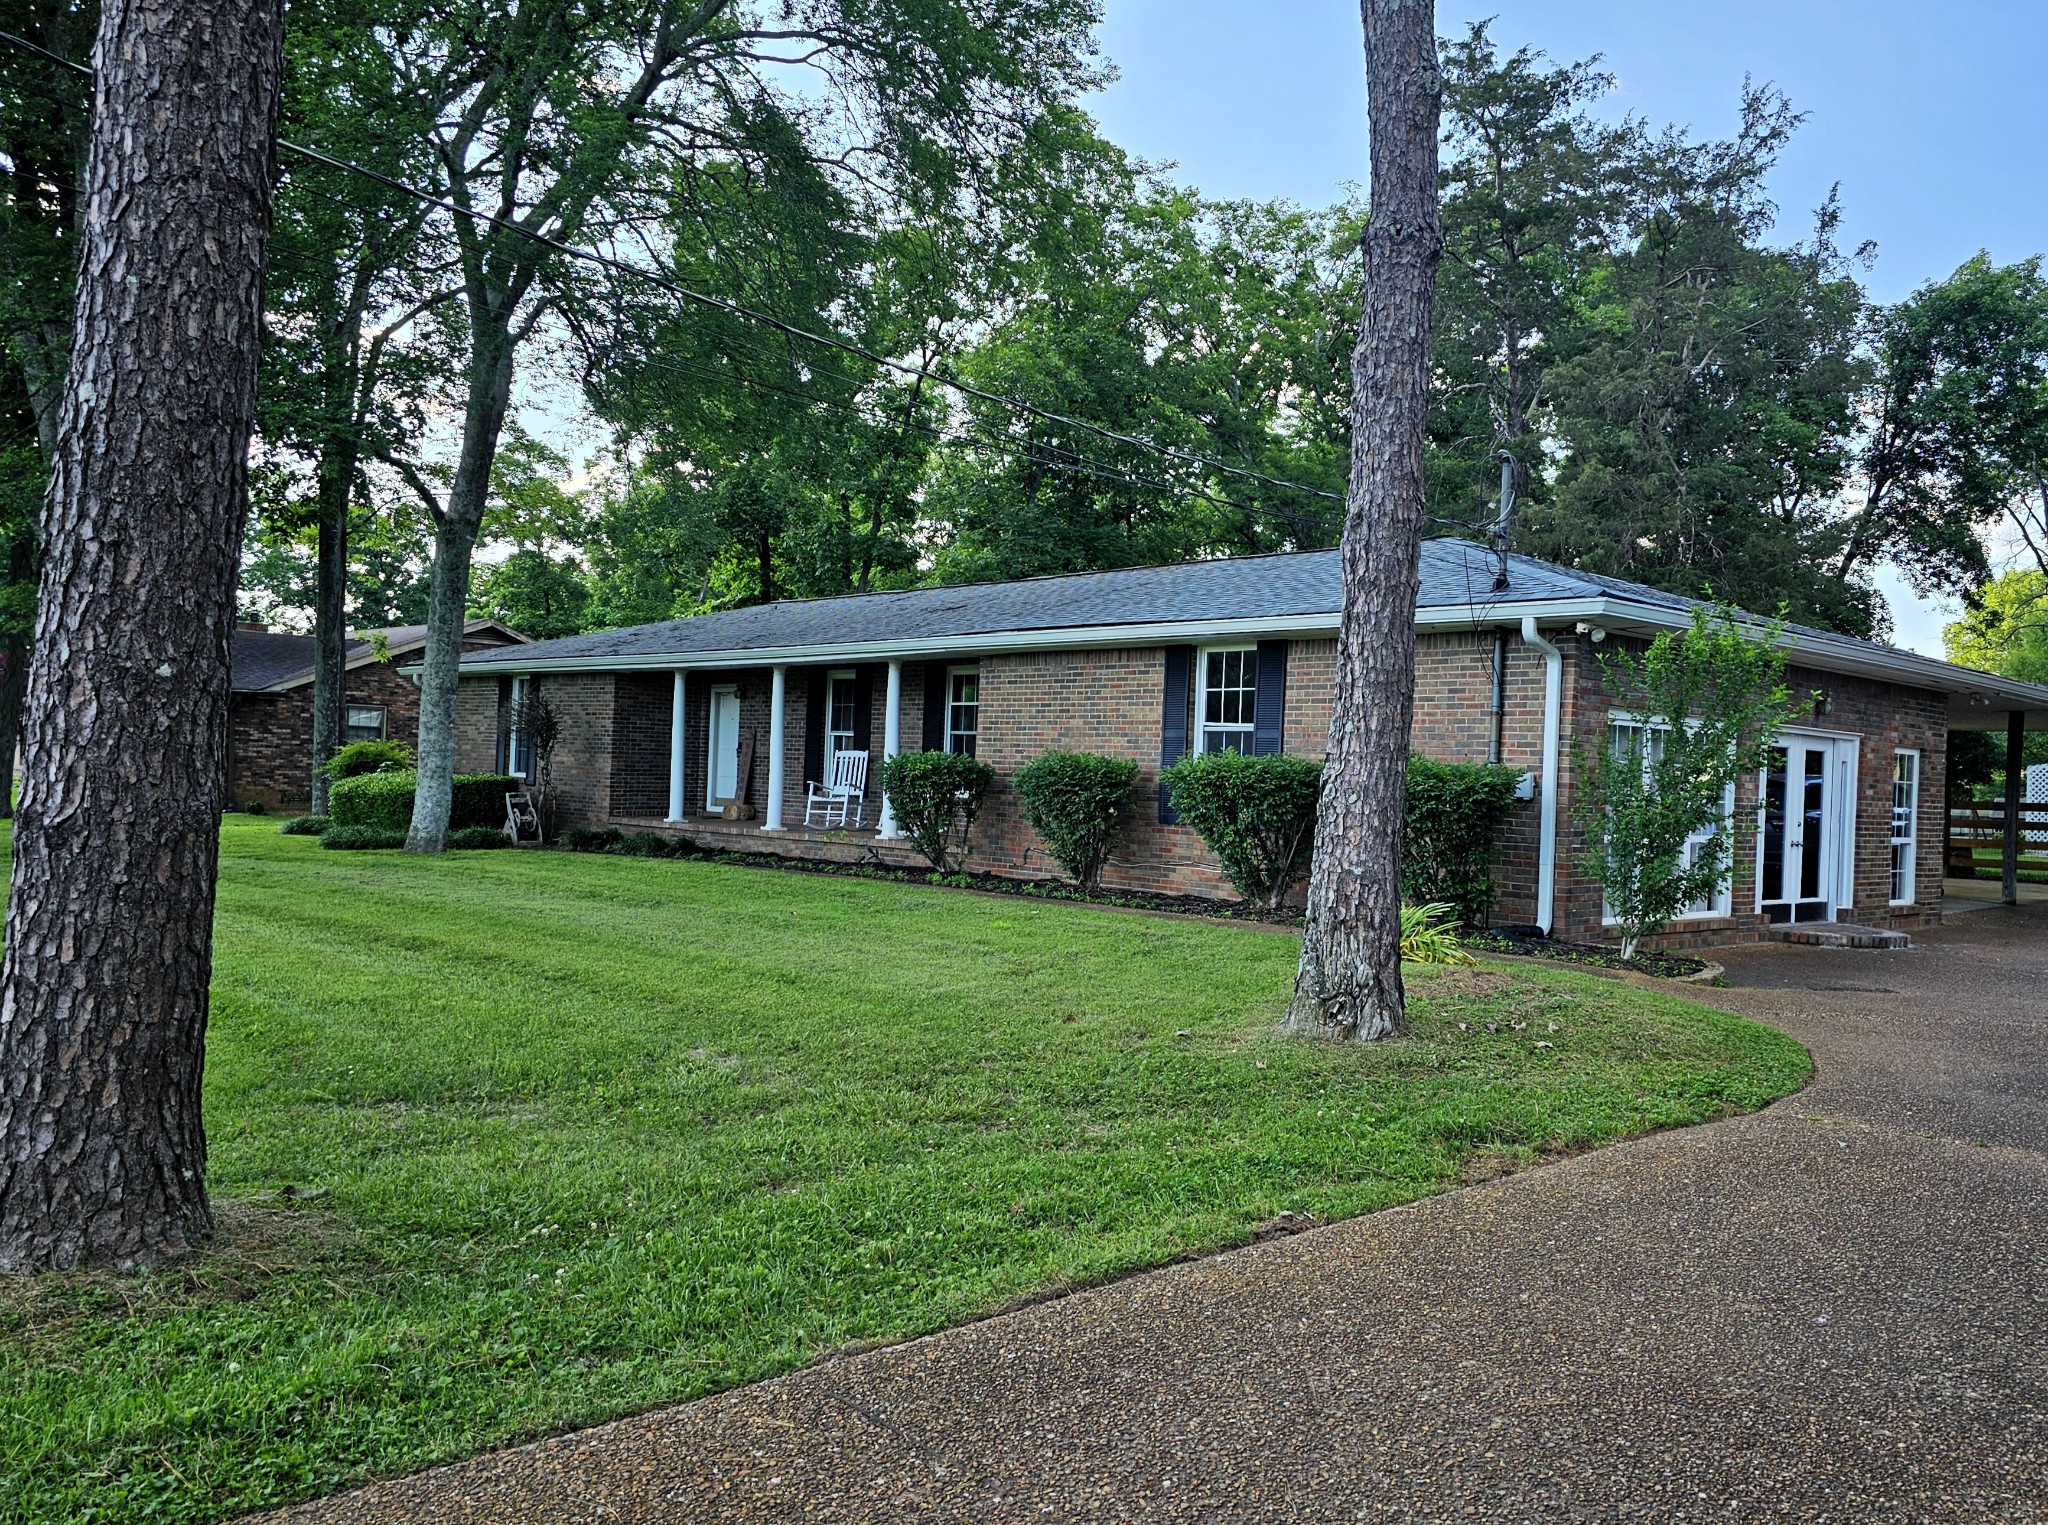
[1520,616,1564,936]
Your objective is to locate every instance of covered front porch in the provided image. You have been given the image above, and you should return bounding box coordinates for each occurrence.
[616,655,975,848]
[609,810,941,871]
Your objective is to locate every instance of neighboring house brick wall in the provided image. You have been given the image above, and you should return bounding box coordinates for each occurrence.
[229,661,425,812]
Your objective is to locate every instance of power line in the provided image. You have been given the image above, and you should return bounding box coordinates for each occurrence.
[0,27,1346,507]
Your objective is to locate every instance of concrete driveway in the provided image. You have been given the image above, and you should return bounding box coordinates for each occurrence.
[268,905,2048,1524]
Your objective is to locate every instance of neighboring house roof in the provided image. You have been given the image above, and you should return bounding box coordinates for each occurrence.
[452,538,2048,727]
[232,618,525,694]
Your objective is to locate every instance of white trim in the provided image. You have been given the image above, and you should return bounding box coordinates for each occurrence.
[1754,728,1861,922]
[1597,713,1736,923]
[1889,746,1921,906]
[764,665,787,831]
[705,682,740,812]
[877,661,903,838]
[1520,618,1563,936]
[1194,644,1259,756]
[823,667,859,781]
[667,670,687,823]
[944,663,981,756]
[506,676,533,778]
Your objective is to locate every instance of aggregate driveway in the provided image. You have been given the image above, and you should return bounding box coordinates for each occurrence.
[265,904,2048,1524]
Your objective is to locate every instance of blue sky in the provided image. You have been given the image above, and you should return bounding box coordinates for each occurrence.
[1087,1,2048,650]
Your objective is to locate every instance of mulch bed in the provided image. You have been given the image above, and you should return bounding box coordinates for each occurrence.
[561,833,1713,976]
[564,834,1305,924]
[1461,928,1710,980]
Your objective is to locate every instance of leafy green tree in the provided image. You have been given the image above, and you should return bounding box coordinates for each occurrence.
[255,0,445,809]
[470,548,592,641]
[1574,608,1796,961]
[1428,20,1627,529]
[384,0,1102,853]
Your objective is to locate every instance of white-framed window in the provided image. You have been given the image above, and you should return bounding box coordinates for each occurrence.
[946,666,980,757]
[506,676,533,776]
[1890,748,1920,905]
[825,669,859,773]
[344,704,386,743]
[1603,715,1735,921]
[1196,646,1259,754]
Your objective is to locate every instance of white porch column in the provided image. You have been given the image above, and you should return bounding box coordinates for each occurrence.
[877,659,904,837]
[666,670,687,822]
[764,664,788,830]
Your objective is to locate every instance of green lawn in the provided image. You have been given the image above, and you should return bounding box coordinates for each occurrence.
[0,819,1809,1523]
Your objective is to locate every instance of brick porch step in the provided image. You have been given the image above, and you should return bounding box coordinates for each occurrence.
[1769,923,1911,950]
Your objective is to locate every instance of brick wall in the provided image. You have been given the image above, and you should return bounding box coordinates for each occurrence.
[231,631,521,811]
[1558,643,1951,944]
[611,673,673,818]
[229,661,425,811]
[504,629,1959,949]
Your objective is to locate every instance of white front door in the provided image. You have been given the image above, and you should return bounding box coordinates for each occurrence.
[1757,735,1857,924]
[707,686,740,808]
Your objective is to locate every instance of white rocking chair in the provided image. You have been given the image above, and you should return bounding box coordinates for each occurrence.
[804,751,868,828]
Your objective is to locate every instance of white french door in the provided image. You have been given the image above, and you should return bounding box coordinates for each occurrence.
[1757,734,1857,924]
[706,685,741,809]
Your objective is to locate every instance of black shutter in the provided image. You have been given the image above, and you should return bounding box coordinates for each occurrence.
[494,676,512,774]
[1252,640,1288,755]
[852,668,873,753]
[803,669,826,784]
[922,661,948,750]
[1159,645,1194,823]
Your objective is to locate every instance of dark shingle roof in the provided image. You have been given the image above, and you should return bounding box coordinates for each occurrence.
[465,539,1619,668]
[231,631,321,691]
[232,621,498,692]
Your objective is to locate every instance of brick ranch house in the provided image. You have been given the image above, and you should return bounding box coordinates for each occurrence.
[230,618,525,811]
[439,539,2048,948]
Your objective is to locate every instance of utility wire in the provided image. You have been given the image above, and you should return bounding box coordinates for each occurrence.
[0,27,1345,507]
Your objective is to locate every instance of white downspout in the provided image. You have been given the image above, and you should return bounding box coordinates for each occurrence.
[1520,617,1564,936]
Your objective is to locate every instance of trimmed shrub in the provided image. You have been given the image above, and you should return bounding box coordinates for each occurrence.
[879,750,996,872]
[1400,902,1476,966]
[327,769,521,834]
[1160,750,1324,909]
[327,769,415,832]
[317,825,408,851]
[619,832,690,858]
[562,826,625,853]
[446,825,513,850]
[242,799,269,816]
[277,815,330,836]
[318,738,416,780]
[1402,755,1522,926]
[1013,750,1140,892]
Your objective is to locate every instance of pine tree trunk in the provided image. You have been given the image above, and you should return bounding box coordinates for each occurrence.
[1283,0,1443,1043]
[0,0,282,1273]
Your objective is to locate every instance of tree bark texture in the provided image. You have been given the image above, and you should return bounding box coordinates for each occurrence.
[406,326,514,853]
[1284,0,1443,1042]
[0,0,282,1272]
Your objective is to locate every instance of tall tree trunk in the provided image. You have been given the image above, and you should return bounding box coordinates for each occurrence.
[406,327,514,854]
[0,0,282,1272]
[1283,0,1443,1043]
[309,445,355,816]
